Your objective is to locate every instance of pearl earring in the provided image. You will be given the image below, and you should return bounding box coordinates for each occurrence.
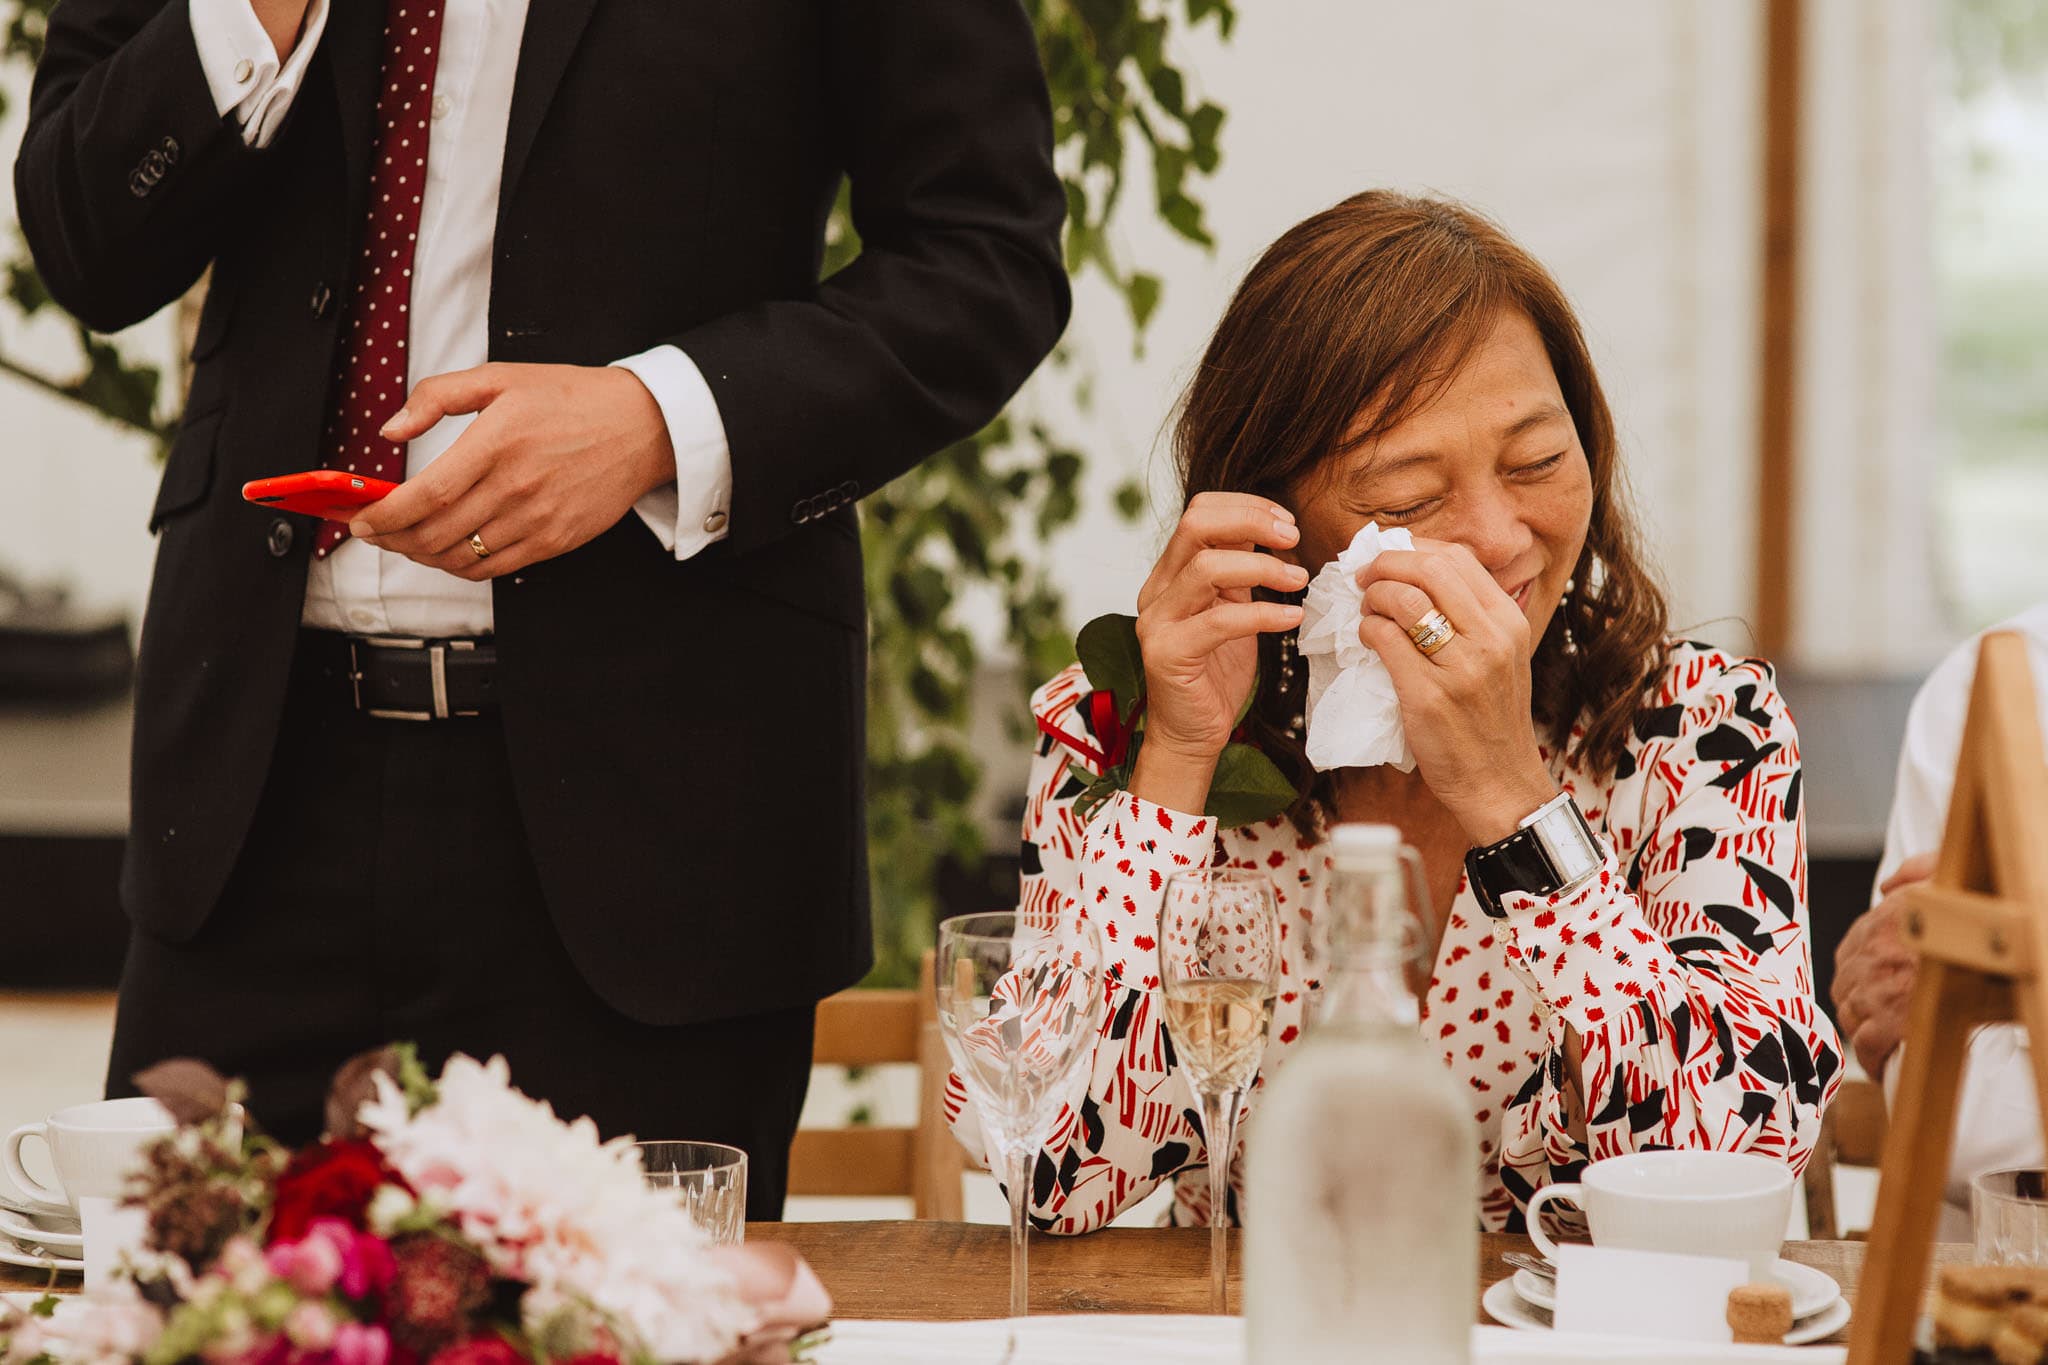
[1279,628,1305,738]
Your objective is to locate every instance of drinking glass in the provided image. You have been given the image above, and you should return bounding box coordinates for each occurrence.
[1158,867,1280,1313]
[934,911,1107,1318]
[1974,1167,2048,1265]
[637,1140,748,1245]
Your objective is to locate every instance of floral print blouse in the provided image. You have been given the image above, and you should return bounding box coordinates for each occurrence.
[944,640,1843,1233]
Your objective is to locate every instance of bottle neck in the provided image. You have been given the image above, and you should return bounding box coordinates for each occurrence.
[1319,950,1421,1030]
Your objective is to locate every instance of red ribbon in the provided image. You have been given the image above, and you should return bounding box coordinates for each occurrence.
[1037,689,1142,771]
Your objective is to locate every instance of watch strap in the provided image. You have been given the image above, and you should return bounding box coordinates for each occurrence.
[1464,793,1601,919]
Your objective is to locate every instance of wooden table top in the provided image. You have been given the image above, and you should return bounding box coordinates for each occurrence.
[4,1221,1973,1346]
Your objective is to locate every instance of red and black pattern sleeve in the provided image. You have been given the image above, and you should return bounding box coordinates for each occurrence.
[942,665,1221,1234]
[1492,645,1843,1217]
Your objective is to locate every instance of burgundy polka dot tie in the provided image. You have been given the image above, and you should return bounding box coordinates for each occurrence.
[313,0,447,558]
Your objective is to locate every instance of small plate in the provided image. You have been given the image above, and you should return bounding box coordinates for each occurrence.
[0,1210,83,1254]
[1483,1276,1851,1346]
[0,1241,82,1275]
[1512,1256,1841,1320]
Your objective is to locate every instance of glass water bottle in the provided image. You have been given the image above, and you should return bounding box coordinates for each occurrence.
[1243,822,1477,1364]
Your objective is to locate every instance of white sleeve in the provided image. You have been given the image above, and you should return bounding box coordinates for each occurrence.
[612,345,734,563]
[188,0,331,149]
[1872,645,1974,896]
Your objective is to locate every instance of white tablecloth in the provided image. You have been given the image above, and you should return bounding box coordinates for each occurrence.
[817,1316,1847,1363]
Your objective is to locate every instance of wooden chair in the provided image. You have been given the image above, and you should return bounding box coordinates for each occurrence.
[1803,1076,1889,1240]
[789,952,966,1220]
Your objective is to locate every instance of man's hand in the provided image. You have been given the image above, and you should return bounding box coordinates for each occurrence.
[350,363,677,580]
[1832,852,1938,1076]
[251,0,313,62]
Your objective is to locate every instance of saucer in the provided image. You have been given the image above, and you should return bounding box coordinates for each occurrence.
[0,1209,84,1254]
[1482,1276,1851,1346]
[0,1241,83,1275]
[1512,1256,1841,1320]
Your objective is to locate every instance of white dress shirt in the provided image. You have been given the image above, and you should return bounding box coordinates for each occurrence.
[189,0,733,637]
[1874,602,2048,1240]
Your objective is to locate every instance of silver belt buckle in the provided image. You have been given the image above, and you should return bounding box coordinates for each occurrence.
[348,636,480,721]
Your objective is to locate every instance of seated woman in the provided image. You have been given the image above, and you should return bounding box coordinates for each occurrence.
[945,190,1843,1233]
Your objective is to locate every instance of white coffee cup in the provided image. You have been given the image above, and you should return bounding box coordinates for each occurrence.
[1525,1149,1794,1281]
[3,1098,177,1216]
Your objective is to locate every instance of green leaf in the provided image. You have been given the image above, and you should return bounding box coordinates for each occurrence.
[1113,479,1146,521]
[29,1295,57,1319]
[1205,743,1299,829]
[1075,613,1144,718]
[1127,271,1162,332]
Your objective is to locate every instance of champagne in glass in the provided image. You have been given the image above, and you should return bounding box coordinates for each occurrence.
[934,911,1107,1318]
[1159,868,1280,1314]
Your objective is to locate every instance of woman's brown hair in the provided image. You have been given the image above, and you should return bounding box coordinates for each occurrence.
[1172,190,1669,828]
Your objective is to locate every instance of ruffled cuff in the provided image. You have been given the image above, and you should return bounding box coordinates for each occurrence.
[1077,790,1214,988]
[1491,846,1669,1035]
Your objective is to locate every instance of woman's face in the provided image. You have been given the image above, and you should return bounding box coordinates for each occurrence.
[1284,308,1594,653]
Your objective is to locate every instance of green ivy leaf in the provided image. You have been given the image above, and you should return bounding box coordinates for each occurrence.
[1113,480,1146,521]
[1075,614,1144,720]
[1127,271,1162,332]
[1205,743,1299,829]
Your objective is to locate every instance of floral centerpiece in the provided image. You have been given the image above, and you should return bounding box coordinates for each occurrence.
[0,1048,827,1365]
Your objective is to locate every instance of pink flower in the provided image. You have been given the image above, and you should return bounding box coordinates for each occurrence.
[334,1323,392,1365]
[284,1303,338,1352]
[267,1219,395,1301]
[268,1231,343,1297]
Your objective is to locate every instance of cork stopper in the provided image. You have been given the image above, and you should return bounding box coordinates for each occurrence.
[1727,1281,1795,1345]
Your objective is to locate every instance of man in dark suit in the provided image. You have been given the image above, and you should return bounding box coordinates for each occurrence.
[14,0,1067,1216]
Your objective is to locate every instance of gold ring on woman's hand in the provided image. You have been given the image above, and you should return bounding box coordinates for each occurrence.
[468,533,491,560]
[1408,609,1455,656]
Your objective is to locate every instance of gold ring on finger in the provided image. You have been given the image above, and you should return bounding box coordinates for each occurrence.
[468,532,491,560]
[1407,609,1455,656]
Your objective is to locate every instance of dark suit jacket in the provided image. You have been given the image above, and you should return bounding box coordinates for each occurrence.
[14,0,1069,1025]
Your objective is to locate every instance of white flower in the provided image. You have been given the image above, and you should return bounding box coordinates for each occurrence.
[359,1054,757,1363]
[25,1284,164,1365]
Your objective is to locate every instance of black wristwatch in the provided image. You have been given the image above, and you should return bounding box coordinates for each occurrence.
[1464,791,1603,920]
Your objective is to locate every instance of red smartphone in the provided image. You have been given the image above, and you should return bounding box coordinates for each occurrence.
[242,470,400,520]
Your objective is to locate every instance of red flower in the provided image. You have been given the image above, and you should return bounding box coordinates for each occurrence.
[268,1139,402,1245]
[386,1232,493,1357]
[427,1339,526,1365]
[561,1356,621,1365]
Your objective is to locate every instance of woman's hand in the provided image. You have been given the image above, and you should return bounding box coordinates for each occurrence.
[1127,493,1306,814]
[1355,538,1558,844]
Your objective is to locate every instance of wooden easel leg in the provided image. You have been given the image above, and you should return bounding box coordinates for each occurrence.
[1847,961,2008,1364]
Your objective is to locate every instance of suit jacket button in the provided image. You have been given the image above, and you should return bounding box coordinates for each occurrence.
[310,283,333,319]
[141,149,167,181]
[129,170,152,198]
[160,136,181,165]
[267,518,295,557]
[791,498,812,525]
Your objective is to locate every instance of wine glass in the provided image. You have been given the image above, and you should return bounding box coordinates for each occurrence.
[635,1140,748,1245]
[1158,867,1280,1313]
[933,911,1107,1318]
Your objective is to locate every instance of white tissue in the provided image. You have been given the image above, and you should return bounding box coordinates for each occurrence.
[1297,522,1416,773]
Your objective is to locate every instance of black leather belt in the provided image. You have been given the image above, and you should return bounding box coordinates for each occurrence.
[346,634,498,720]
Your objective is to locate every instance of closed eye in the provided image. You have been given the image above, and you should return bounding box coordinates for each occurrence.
[1513,453,1566,477]
[1375,498,1438,523]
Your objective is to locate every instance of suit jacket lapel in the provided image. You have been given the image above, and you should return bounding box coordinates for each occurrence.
[497,0,603,232]
[325,0,385,218]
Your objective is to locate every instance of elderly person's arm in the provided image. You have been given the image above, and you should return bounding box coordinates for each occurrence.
[1492,653,1842,1208]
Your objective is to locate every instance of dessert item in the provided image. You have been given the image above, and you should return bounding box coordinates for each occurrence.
[1934,1265,2048,1351]
[1727,1281,1795,1345]
[1994,1306,2048,1365]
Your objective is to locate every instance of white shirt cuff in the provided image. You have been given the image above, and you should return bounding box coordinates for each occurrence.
[613,345,734,561]
[188,0,330,148]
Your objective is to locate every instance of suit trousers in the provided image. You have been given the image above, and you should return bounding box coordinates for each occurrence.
[107,630,815,1220]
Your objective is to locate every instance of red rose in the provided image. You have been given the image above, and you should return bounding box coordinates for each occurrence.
[385,1232,492,1356]
[268,1139,401,1245]
[426,1338,526,1365]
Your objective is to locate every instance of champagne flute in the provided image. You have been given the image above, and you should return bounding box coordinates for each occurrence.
[1159,867,1280,1314]
[934,911,1107,1318]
